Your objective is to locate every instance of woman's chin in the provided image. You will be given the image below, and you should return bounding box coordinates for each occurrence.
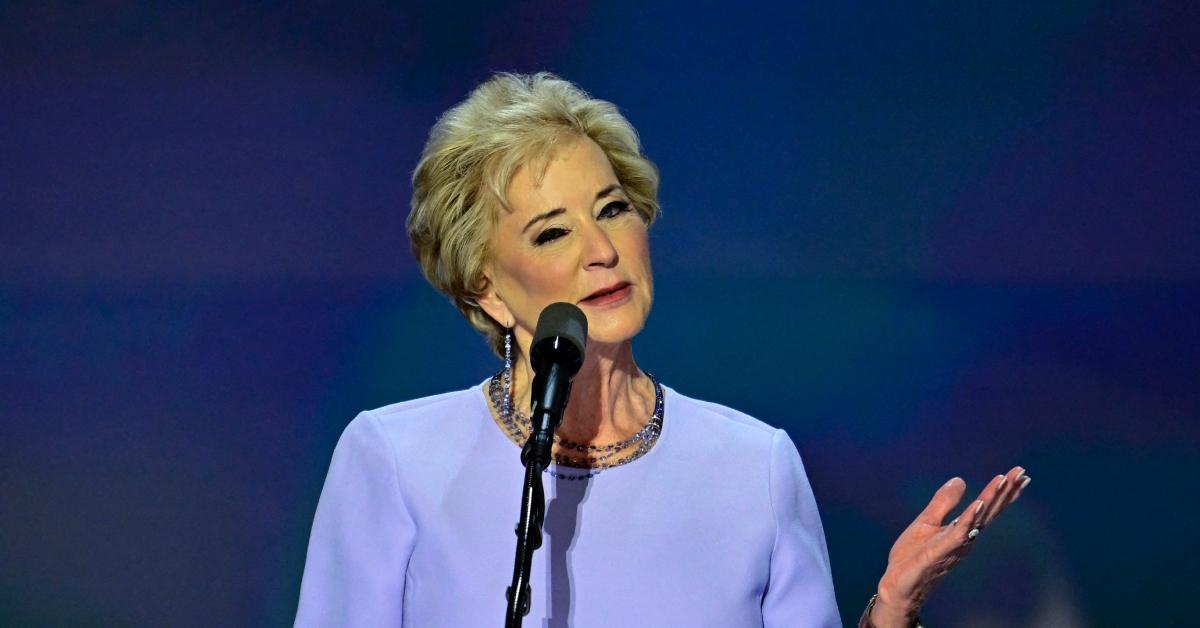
[584,320,646,351]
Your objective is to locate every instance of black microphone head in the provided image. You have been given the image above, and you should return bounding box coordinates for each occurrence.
[530,302,587,375]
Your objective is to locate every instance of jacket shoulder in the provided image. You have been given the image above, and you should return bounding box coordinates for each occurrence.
[663,385,784,459]
[356,384,487,442]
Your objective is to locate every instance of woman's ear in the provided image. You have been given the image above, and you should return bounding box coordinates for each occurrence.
[475,274,514,329]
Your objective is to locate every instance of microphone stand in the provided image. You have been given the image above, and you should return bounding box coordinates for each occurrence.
[504,444,545,626]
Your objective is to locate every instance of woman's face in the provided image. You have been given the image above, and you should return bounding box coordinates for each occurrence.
[480,136,653,350]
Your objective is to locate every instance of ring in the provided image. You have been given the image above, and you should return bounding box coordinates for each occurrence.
[967,527,980,541]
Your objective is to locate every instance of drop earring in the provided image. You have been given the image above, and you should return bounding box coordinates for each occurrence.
[502,327,513,419]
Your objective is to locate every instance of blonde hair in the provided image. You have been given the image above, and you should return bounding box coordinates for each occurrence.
[407,72,660,355]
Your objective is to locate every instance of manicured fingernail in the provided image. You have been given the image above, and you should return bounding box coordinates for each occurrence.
[1020,476,1031,489]
[974,500,985,514]
[996,475,1007,489]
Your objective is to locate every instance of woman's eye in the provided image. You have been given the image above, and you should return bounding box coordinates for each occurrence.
[534,227,569,246]
[598,200,631,219]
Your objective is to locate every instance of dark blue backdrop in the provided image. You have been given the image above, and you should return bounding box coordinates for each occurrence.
[2,2,1197,626]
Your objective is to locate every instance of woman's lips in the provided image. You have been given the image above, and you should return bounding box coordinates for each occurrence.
[580,282,632,307]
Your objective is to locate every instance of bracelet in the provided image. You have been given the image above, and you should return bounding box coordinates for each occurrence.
[858,594,924,628]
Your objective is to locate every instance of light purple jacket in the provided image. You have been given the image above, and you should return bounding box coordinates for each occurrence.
[296,383,842,627]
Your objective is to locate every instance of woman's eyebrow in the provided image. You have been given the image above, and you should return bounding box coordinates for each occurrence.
[594,183,625,200]
[522,207,566,233]
[520,185,625,233]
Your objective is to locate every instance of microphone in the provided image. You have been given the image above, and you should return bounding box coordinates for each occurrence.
[521,302,587,467]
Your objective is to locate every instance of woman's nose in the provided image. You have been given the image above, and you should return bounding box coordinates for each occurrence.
[583,223,619,269]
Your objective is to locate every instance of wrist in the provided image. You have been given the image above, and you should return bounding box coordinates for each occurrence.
[870,599,918,628]
[863,588,921,628]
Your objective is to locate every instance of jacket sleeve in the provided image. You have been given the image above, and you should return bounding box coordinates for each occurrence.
[762,429,843,628]
[295,410,416,627]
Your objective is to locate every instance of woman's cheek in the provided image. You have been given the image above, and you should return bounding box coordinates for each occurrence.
[526,261,576,300]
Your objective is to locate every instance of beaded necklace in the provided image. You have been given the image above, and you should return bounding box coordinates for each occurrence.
[486,371,664,480]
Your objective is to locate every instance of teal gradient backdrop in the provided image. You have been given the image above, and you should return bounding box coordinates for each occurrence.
[2,2,1197,626]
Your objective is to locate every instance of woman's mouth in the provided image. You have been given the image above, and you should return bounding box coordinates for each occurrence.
[579,282,633,307]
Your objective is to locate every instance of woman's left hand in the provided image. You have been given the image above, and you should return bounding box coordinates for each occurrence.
[866,466,1031,628]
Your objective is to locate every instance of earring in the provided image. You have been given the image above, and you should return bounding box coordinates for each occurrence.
[502,327,513,418]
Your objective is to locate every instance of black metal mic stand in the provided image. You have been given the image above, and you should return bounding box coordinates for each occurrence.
[505,427,555,627]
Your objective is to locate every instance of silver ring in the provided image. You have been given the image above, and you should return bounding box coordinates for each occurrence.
[967,527,980,541]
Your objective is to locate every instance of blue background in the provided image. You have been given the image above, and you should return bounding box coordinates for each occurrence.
[2,2,1197,625]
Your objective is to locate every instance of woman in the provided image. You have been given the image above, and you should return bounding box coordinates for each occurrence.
[295,72,1029,627]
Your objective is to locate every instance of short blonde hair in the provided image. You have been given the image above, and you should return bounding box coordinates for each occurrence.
[407,72,660,356]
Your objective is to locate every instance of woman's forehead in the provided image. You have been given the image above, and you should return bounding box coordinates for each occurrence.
[503,138,619,214]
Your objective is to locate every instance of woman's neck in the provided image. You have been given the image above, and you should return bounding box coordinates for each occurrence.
[511,340,655,446]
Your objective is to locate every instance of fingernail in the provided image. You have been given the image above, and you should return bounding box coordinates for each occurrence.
[974,500,985,514]
[1020,476,1032,489]
[996,475,1007,490]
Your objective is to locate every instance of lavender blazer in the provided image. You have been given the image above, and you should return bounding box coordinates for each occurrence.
[295,382,841,627]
